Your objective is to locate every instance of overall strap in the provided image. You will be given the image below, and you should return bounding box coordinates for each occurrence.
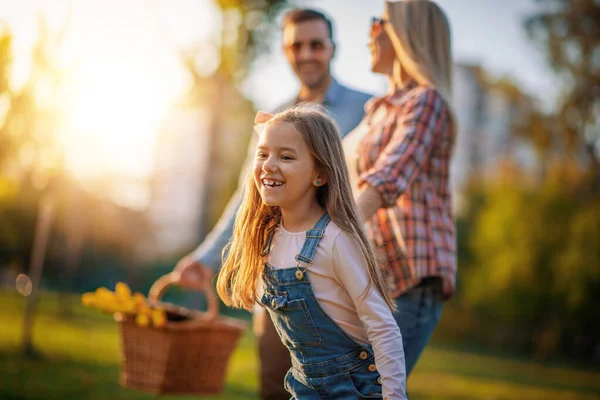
[295,213,331,265]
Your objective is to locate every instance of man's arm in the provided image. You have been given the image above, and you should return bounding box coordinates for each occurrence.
[189,188,241,272]
[187,133,258,272]
[173,105,282,288]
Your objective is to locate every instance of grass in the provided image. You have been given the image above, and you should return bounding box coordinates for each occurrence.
[1,288,599,400]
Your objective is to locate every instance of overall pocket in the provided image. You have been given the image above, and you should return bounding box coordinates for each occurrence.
[261,290,321,347]
[345,362,383,399]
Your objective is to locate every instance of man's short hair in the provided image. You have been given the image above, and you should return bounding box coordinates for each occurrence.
[282,9,334,43]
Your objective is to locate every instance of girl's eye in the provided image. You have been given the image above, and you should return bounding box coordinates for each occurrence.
[281,155,294,160]
[256,152,267,158]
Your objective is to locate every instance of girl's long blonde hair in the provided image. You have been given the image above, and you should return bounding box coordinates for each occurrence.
[217,105,395,312]
[385,0,456,134]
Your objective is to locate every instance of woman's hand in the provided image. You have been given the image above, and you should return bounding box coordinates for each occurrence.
[355,185,384,221]
[441,278,455,300]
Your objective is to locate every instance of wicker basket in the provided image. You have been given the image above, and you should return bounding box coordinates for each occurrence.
[116,273,248,395]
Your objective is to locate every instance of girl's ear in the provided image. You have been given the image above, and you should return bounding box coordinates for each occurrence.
[313,173,328,187]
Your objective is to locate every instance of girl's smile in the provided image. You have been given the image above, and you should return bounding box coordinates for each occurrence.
[261,178,285,188]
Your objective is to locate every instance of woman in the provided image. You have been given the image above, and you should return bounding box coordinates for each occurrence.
[344,0,456,377]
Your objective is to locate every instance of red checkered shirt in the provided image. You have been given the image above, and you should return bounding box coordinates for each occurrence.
[357,81,456,298]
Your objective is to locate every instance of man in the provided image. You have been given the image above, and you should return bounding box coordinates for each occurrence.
[172,9,371,400]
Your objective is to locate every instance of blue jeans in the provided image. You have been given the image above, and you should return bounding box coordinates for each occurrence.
[393,278,444,376]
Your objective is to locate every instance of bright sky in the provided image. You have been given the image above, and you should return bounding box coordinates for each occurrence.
[0,0,556,208]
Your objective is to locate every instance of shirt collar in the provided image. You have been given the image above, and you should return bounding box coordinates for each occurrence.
[293,77,342,106]
[381,78,420,106]
[363,78,420,116]
[323,77,342,106]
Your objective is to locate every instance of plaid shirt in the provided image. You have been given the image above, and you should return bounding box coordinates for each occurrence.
[357,81,456,297]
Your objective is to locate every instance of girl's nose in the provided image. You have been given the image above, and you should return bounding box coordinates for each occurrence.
[263,157,278,172]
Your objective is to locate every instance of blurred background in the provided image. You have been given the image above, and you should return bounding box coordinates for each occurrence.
[0,0,599,399]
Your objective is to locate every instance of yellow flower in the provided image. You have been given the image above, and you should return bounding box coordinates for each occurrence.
[132,292,146,306]
[116,299,137,314]
[135,312,150,327]
[92,287,118,312]
[115,282,132,301]
[95,287,115,302]
[81,292,96,307]
[151,308,167,328]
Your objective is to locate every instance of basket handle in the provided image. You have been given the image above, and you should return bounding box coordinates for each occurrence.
[148,273,219,321]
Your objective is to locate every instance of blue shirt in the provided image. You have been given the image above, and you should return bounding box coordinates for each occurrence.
[192,78,372,270]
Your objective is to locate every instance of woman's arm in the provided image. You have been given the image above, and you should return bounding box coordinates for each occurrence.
[355,184,383,221]
[358,87,450,209]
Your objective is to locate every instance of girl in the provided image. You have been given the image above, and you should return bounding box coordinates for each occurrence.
[217,106,407,399]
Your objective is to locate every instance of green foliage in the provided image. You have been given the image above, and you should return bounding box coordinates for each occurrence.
[214,0,292,82]
[454,166,600,360]
[439,0,600,361]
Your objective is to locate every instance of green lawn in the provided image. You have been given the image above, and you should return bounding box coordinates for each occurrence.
[1,289,599,400]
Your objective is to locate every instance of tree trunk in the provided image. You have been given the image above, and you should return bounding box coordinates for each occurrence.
[22,194,55,358]
[58,189,84,317]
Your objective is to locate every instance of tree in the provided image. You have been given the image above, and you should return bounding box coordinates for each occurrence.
[199,0,291,235]
[151,0,291,237]
[0,14,153,353]
[0,17,70,273]
[525,0,600,182]
[435,0,600,362]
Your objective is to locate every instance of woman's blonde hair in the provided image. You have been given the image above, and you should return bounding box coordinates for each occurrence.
[217,105,395,312]
[385,0,456,133]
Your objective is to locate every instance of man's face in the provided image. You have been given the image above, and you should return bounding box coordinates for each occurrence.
[282,19,335,90]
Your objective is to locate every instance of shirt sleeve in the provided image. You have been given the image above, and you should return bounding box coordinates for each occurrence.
[190,190,240,271]
[331,231,407,400]
[191,134,258,271]
[359,88,449,207]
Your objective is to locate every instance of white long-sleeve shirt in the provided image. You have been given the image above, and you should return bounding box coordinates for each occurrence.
[263,220,407,400]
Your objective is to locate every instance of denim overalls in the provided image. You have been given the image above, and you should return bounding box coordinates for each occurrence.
[260,213,383,399]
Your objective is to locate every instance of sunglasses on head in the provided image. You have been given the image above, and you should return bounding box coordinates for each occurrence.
[370,17,388,35]
[371,17,386,26]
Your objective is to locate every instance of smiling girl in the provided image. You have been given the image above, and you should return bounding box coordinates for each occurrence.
[217,106,407,399]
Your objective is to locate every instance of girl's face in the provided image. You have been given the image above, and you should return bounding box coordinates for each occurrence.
[369,14,395,75]
[253,121,323,212]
